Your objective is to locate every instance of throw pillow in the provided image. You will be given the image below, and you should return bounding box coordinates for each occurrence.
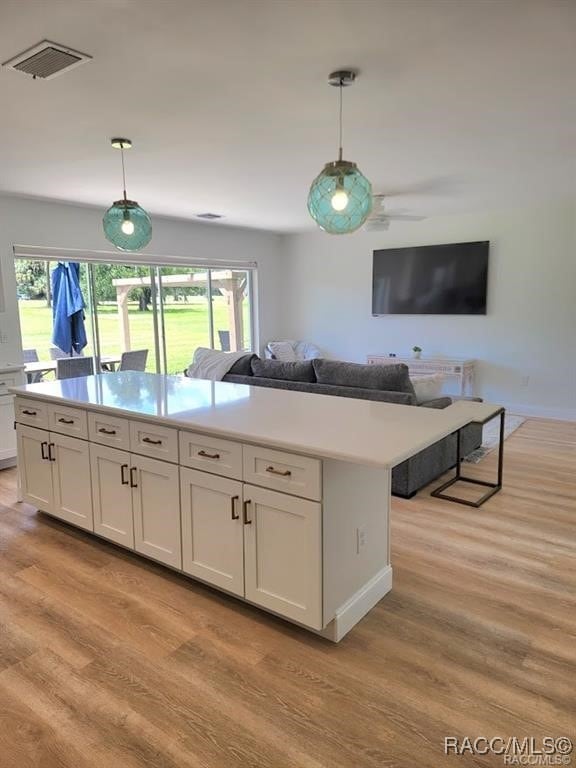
[411,374,445,404]
[251,358,316,383]
[228,354,257,376]
[312,359,415,393]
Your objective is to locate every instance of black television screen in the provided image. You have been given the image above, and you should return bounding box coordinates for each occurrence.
[372,241,489,315]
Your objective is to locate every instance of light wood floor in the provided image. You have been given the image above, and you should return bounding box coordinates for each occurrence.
[0,418,574,768]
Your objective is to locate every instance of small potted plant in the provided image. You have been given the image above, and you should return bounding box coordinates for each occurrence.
[412,345,422,359]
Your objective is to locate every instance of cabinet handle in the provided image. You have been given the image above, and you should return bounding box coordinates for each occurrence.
[98,427,117,435]
[265,466,292,477]
[198,449,220,460]
[120,463,129,485]
[48,442,56,462]
[57,417,74,425]
[243,499,252,525]
[41,441,48,460]
[142,437,162,445]
[130,466,138,488]
[231,495,239,520]
[22,409,37,416]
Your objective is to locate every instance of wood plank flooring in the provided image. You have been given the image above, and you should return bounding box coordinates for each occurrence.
[0,418,574,768]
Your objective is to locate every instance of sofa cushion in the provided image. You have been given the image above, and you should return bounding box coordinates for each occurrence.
[251,358,316,383]
[312,359,415,394]
[227,354,256,376]
[412,374,444,404]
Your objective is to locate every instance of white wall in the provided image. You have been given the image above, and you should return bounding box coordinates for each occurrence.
[0,195,283,368]
[279,201,576,420]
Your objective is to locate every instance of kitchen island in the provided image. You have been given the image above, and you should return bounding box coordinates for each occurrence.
[11,371,470,641]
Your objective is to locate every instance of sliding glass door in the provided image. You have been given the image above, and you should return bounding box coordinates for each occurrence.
[17,256,256,379]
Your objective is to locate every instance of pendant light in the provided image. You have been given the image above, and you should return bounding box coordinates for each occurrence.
[103,138,152,251]
[307,70,373,234]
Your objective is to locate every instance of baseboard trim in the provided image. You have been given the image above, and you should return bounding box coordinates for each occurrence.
[320,566,393,643]
[499,402,576,422]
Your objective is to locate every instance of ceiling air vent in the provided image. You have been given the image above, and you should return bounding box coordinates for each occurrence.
[2,40,92,80]
[196,213,223,220]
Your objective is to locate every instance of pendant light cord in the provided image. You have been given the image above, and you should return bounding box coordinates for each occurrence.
[120,144,128,202]
[338,79,344,161]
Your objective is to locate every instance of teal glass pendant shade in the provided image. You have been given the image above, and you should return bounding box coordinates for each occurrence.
[307,159,373,234]
[103,199,152,252]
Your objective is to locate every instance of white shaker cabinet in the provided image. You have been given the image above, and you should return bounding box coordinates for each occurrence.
[17,424,54,511]
[242,484,323,630]
[50,432,93,531]
[180,467,244,596]
[132,454,181,568]
[90,443,134,547]
[17,424,93,531]
[90,443,182,568]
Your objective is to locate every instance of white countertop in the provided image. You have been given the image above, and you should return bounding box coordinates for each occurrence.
[11,372,473,468]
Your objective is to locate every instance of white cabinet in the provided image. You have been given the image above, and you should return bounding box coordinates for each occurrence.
[180,467,244,596]
[17,424,53,511]
[90,443,182,567]
[90,443,134,547]
[133,455,181,568]
[0,395,16,464]
[17,424,93,531]
[50,432,93,531]
[243,484,323,630]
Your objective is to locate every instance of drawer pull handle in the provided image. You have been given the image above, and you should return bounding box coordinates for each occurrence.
[48,442,56,462]
[98,427,117,435]
[58,418,74,425]
[231,495,239,520]
[243,499,252,525]
[198,449,220,460]
[266,466,292,477]
[130,466,138,488]
[143,437,162,445]
[120,463,129,485]
[41,441,49,460]
[22,409,37,416]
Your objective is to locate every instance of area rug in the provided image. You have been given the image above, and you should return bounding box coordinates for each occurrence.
[463,413,526,464]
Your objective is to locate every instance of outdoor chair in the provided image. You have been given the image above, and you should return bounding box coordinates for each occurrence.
[23,348,43,383]
[50,346,83,360]
[118,349,148,372]
[56,356,94,380]
[218,330,231,351]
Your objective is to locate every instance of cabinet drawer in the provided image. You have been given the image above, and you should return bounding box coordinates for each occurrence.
[243,445,322,501]
[0,371,23,392]
[88,411,130,449]
[179,430,242,480]
[48,403,88,439]
[129,419,178,463]
[15,397,49,428]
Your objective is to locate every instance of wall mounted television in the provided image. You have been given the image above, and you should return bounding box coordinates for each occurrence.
[372,241,489,315]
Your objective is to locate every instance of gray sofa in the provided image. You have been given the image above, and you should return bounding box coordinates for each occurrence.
[195,356,482,498]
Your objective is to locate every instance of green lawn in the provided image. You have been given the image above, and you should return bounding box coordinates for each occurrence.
[19,298,251,376]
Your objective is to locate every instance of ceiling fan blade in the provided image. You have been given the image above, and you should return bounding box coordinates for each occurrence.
[384,214,427,221]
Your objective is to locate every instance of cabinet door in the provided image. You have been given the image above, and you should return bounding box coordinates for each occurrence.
[243,485,323,630]
[180,467,244,596]
[50,433,93,531]
[90,443,133,547]
[132,455,181,568]
[0,395,16,462]
[16,424,53,511]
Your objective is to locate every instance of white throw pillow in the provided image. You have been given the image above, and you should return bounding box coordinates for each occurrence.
[411,374,445,404]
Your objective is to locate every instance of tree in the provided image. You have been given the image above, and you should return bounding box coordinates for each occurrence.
[14,260,48,299]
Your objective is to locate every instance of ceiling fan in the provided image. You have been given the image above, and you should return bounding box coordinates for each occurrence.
[364,195,427,231]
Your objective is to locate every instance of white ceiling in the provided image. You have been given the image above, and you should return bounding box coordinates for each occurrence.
[1,0,575,232]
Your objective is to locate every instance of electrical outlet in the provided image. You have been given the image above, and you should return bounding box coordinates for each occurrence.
[521,375,530,387]
[356,525,367,553]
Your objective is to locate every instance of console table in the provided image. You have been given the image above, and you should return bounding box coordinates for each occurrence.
[367,355,475,396]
